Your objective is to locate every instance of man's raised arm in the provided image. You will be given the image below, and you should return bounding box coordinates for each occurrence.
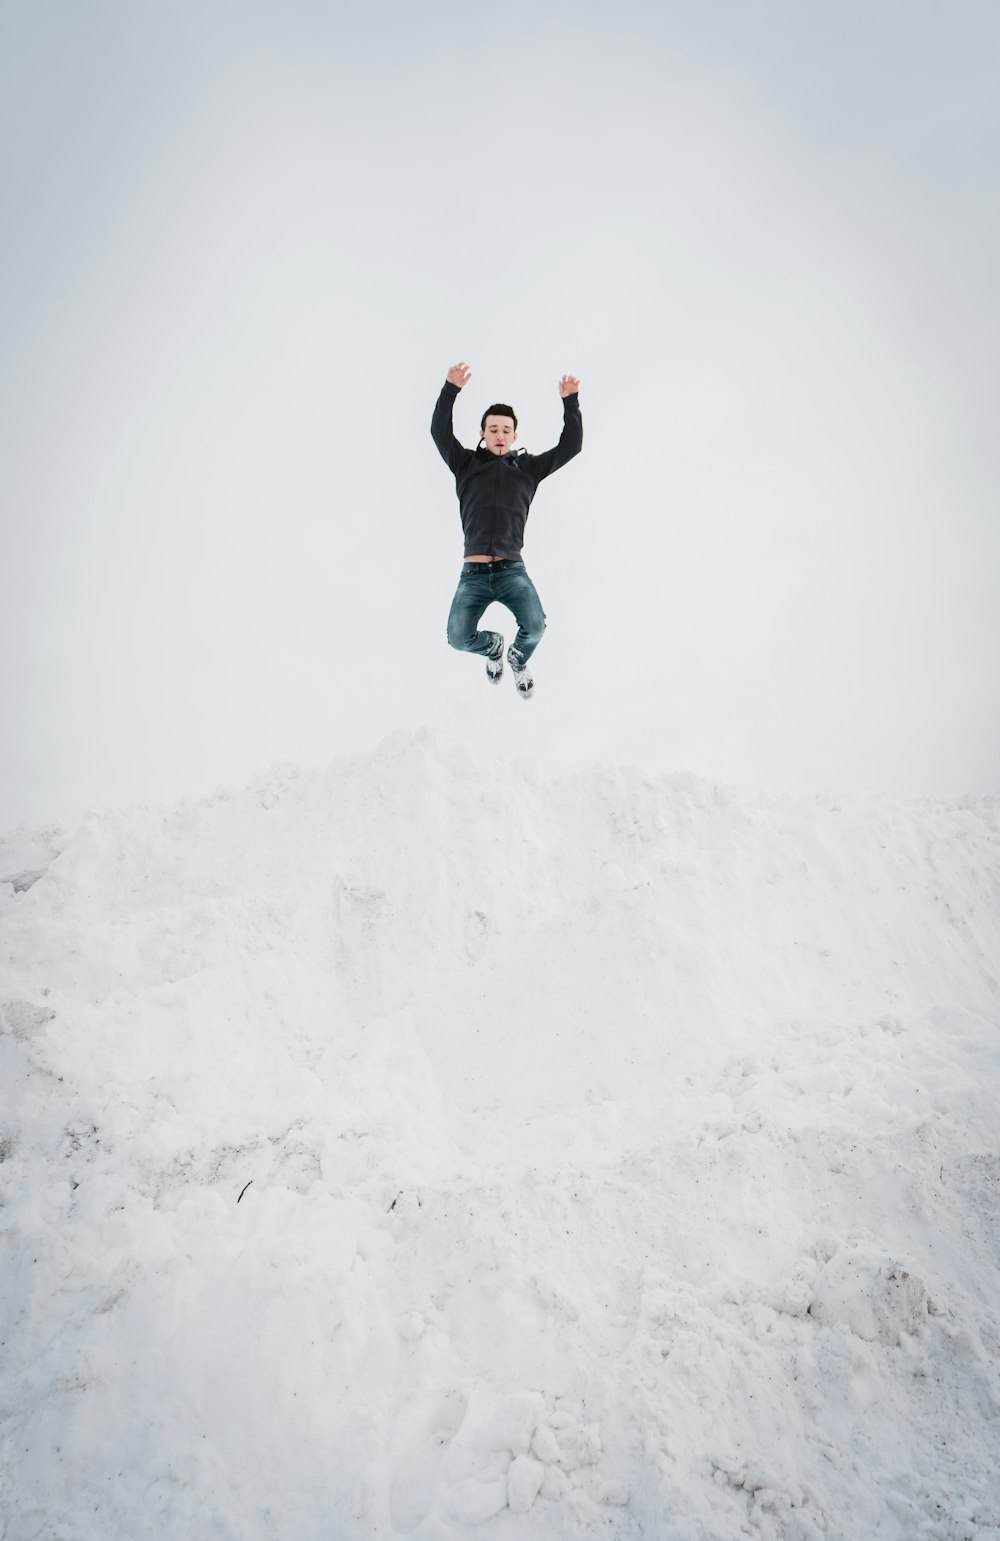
[431,361,474,473]
[531,374,583,482]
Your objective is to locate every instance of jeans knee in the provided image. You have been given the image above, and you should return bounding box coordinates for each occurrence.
[522,615,546,651]
[447,621,474,652]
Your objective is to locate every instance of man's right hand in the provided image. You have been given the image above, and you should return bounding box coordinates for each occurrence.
[446,361,472,388]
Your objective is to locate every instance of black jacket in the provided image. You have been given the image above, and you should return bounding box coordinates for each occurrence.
[431,381,583,560]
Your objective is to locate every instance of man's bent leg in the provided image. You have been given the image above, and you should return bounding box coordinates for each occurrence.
[446,568,497,657]
[494,564,546,664]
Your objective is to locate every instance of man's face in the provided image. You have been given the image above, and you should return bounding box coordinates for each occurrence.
[481,414,517,456]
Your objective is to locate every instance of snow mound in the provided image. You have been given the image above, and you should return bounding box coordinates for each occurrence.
[2,728,999,1540]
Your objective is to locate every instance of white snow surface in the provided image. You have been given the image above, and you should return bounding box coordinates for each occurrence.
[2,725,999,1541]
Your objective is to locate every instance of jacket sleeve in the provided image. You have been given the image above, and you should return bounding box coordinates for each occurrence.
[528,393,583,482]
[431,380,474,474]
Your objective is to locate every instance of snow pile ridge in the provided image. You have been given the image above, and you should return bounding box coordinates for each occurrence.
[2,731,999,1540]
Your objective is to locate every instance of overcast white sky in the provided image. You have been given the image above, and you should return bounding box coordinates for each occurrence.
[2,0,998,828]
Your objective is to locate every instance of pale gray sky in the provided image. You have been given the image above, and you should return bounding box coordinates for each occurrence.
[2,0,998,827]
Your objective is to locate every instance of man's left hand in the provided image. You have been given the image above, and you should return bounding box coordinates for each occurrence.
[559,374,581,398]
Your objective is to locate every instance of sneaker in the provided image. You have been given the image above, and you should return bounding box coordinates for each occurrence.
[507,645,534,699]
[485,632,505,683]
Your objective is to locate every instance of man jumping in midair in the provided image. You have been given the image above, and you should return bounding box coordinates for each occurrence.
[431,362,582,699]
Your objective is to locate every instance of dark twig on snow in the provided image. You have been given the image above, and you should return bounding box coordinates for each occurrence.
[237,1180,253,1203]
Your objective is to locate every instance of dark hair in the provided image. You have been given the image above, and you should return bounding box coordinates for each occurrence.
[480,403,518,432]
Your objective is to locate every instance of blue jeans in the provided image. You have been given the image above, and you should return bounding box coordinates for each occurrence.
[446,560,547,664]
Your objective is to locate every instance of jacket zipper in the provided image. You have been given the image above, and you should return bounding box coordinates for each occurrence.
[489,454,498,557]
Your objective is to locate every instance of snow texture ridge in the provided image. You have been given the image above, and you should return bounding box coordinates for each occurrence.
[1,727,999,1540]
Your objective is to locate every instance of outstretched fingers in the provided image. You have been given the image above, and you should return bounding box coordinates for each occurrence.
[559,373,581,397]
[447,361,472,388]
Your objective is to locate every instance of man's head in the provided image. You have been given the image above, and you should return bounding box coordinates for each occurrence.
[480,403,518,456]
